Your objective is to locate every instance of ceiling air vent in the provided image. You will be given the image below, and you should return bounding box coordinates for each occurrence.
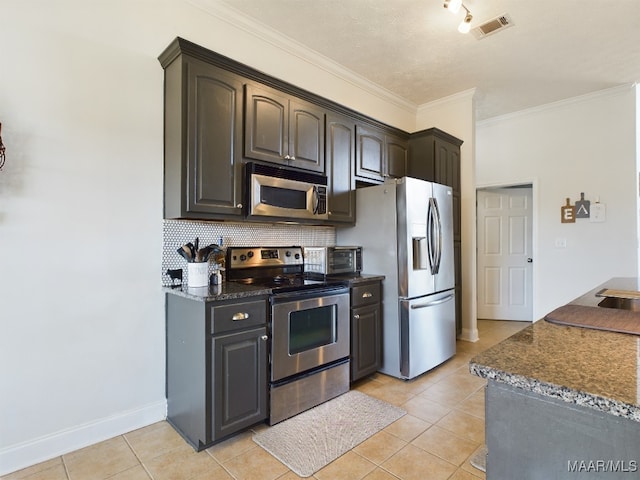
[472,13,514,39]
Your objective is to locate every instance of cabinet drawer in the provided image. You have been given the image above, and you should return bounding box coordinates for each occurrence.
[351,282,381,308]
[210,300,267,334]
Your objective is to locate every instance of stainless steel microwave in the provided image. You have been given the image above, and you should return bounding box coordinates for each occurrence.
[304,246,363,276]
[246,162,328,221]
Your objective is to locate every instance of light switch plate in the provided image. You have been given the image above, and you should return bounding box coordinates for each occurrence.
[590,203,606,222]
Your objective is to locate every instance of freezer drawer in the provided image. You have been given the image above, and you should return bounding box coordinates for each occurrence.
[400,290,456,379]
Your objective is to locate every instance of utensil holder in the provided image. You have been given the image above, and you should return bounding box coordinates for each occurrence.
[187,262,209,287]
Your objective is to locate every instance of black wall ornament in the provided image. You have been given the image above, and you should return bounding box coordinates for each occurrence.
[0,122,6,170]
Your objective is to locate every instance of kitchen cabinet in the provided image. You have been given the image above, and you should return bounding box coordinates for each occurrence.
[160,51,244,220]
[166,294,268,449]
[245,83,325,173]
[408,128,463,335]
[355,123,408,183]
[326,111,356,224]
[350,281,382,382]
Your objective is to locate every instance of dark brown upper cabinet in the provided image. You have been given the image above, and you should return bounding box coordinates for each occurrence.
[245,83,325,173]
[355,123,407,183]
[161,53,244,220]
[325,111,356,224]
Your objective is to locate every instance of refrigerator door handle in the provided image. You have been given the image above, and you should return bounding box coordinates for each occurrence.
[427,198,435,272]
[433,197,443,273]
[410,293,455,309]
[428,197,442,274]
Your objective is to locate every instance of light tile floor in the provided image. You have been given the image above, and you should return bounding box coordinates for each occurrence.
[3,320,529,480]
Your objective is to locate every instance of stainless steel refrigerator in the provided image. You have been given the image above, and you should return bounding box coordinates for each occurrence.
[337,177,456,379]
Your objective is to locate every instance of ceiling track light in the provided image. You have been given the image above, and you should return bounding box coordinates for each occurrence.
[443,0,473,33]
[443,0,462,14]
[458,6,473,33]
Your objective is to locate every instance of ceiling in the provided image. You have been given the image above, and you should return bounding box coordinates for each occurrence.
[213,0,640,120]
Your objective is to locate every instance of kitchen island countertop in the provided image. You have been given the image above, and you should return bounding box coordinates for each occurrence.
[163,273,385,302]
[470,277,640,422]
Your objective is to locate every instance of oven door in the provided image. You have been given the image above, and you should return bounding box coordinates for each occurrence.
[270,287,349,382]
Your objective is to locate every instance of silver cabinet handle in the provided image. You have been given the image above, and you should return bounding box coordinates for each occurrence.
[284,154,290,160]
[290,155,296,160]
[236,203,243,208]
[232,312,249,321]
[362,292,373,298]
[261,335,268,341]
[354,314,360,319]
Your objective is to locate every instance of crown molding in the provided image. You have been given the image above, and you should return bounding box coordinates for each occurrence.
[185,0,417,115]
[477,83,635,127]
[416,88,477,113]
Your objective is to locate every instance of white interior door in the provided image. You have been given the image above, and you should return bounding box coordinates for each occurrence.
[477,187,533,321]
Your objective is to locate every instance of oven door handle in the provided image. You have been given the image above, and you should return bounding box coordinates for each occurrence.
[270,285,349,303]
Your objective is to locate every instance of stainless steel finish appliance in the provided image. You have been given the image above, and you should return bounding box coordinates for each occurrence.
[225,246,350,425]
[303,246,362,276]
[337,177,456,379]
[246,162,328,221]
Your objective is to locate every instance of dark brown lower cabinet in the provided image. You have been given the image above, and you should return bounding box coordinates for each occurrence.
[350,281,382,382]
[166,294,268,450]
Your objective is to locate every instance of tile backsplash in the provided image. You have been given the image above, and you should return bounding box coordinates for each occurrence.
[162,219,336,286]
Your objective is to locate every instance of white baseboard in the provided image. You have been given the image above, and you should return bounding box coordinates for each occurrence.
[458,327,479,342]
[0,400,167,476]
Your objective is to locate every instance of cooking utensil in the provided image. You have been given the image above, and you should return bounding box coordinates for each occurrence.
[203,244,223,262]
[177,244,193,262]
[185,242,196,260]
[194,237,199,253]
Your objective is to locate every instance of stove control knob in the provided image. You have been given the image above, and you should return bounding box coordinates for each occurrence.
[294,253,300,259]
[285,251,291,257]
[247,251,254,258]
[239,254,247,262]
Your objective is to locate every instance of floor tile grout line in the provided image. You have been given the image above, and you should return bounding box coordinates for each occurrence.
[60,455,71,480]
[121,434,154,480]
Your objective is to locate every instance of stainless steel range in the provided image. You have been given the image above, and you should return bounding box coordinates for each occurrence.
[225,246,351,425]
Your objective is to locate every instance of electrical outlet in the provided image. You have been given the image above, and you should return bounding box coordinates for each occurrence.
[555,238,567,248]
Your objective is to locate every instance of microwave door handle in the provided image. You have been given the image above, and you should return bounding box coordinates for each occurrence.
[312,185,319,214]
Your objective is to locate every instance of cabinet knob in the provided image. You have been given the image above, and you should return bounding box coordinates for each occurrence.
[236,203,243,209]
[284,155,290,160]
[261,335,268,341]
[232,312,249,321]
[290,155,295,160]
[354,314,360,319]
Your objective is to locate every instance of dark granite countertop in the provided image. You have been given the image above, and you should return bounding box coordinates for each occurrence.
[470,278,640,422]
[163,273,385,302]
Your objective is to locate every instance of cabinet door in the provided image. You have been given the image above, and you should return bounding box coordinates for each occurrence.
[355,124,385,182]
[244,83,288,165]
[351,303,382,382]
[187,61,244,217]
[212,327,268,440]
[326,112,355,223]
[288,99,325,173]
[164,56,244,219]
[385,134,408,179]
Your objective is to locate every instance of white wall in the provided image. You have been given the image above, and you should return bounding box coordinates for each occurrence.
[0,0,419,474]
[415,90,479,341]
[476,85,638,319]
